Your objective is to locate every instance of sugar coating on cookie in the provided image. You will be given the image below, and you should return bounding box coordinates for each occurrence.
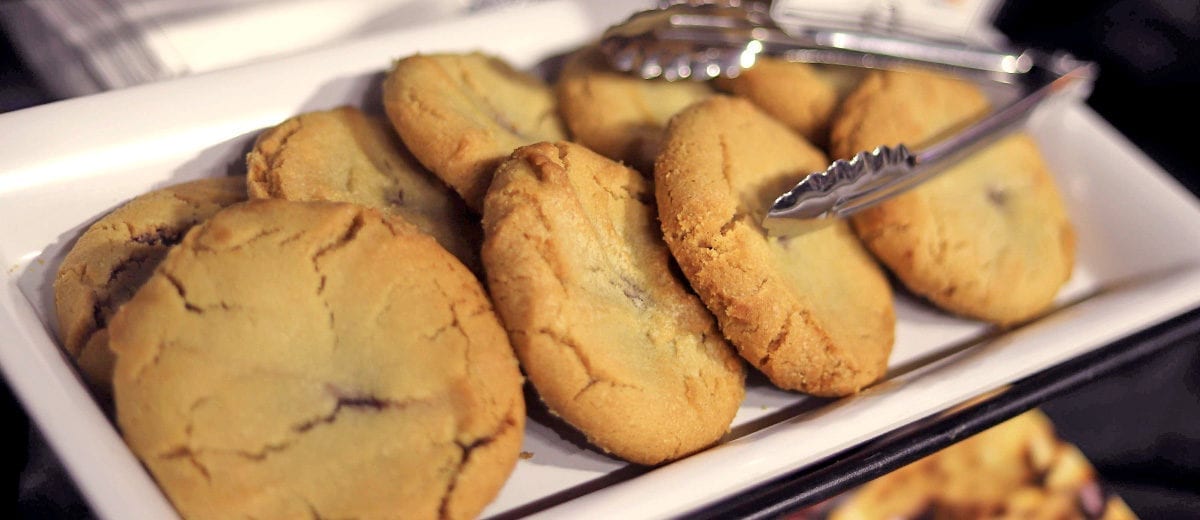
[54,176,246,397]
[831,70,1075,325]
[384,52,566,212]
[109,200,524,519]
[556,46,712,173]
[246,106,481,273]
[482,141,745,464]
[713,58,852,145]
[829,410,1137,520]
[655,97,895,396]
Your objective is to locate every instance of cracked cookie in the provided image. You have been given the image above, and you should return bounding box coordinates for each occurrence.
[713,58,858,145]
[829,410,1138,520]
[830,70,1075,325]
[482,141,745,465]
[556,45,712,173]
[109,199,524,519]
[383,52,567,212]
[655,97,895,396]
[53,176,246,399]
[246,106,481,274]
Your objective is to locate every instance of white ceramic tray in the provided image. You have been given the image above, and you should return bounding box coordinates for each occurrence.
[2,1,1200,518]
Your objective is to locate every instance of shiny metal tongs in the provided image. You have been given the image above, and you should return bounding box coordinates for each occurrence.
[599,2,1097,228]
[600,2,1034,82]
[764,54,1095,225]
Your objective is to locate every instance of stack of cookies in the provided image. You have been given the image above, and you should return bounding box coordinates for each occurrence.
[51,40,1075,518]
[827,410,1136,519]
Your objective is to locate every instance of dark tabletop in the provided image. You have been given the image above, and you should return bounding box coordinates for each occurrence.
[1,0,1198,517]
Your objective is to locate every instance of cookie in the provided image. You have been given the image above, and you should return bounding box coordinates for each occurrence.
[246,106,481,273]
[384,52,567,212]
[556,45,712,172]
[713,58,855,145]
[109,200,524,519]
[830,70,1075,325]
[482,141,744,464]
[829,410,1138,520]
[655,97,894,396]
[53,176,246,397]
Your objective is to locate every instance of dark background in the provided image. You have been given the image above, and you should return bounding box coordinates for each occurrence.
[993,0,1200,516]
[1,0,1197,517]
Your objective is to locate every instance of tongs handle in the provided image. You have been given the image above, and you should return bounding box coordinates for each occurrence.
[764,53,1097,225]
[651,5,1033,81]
[768,28,1031,82]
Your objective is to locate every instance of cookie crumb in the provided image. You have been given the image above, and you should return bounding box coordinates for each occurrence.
[519,451,534,460]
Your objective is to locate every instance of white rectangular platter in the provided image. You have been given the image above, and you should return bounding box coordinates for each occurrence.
[2,1,1200,518]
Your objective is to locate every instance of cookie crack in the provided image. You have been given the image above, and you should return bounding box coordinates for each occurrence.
[311,214,365,341]
[159,445,212,482]
[437,404,520,520]
[531,327,619,397]
[617,273,649,310]
[718,134,736,193]
[304,499,326,520]
[293,384,410,435]
[623,182,655,207]
[209,390,412,464]
[502,191,571,294]
[131,226,186,247]
[104,253,151,286]
[162,270,203,314]
[563,331,648,399]
[194,226,284,254]
[258,119,305,199]
[312,213,365,263]
[574,377,642,402]
[760,316,794,369]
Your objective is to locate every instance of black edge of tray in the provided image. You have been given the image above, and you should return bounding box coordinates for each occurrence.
[688,304,1200,520]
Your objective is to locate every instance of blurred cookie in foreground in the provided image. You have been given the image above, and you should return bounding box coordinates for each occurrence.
[556,45,712,173]
[831,70,1075,326]
[384,52,567,212]
[247,106,481,273]
[110,200,524,519]
[53,176,246,399]
[655,97,894,396]
[813,410,1137,520]
[483,141,744,464]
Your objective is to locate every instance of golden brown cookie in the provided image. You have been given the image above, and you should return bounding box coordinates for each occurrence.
[246,106,481,273]
[384,52,567,212]
[556,45,712,172]
[655,97,894,396]
[482,141,745,464]
[53,176,246,397]
[713,58,854,145]
[831,70,1075,325]
[830,410,1138,520]
[109,200,524,519]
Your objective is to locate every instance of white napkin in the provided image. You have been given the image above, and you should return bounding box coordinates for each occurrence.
[0,0,523,98]
[770,0,1005,42]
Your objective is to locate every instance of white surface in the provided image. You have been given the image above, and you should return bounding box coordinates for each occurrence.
[132,0,468,75]
[2,1,1200,519]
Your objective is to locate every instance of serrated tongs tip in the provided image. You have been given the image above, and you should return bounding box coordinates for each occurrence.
[767,144,915,223]
[764,55,1096,235]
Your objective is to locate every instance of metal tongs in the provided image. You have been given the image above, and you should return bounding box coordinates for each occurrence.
[599,2,1097,227]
